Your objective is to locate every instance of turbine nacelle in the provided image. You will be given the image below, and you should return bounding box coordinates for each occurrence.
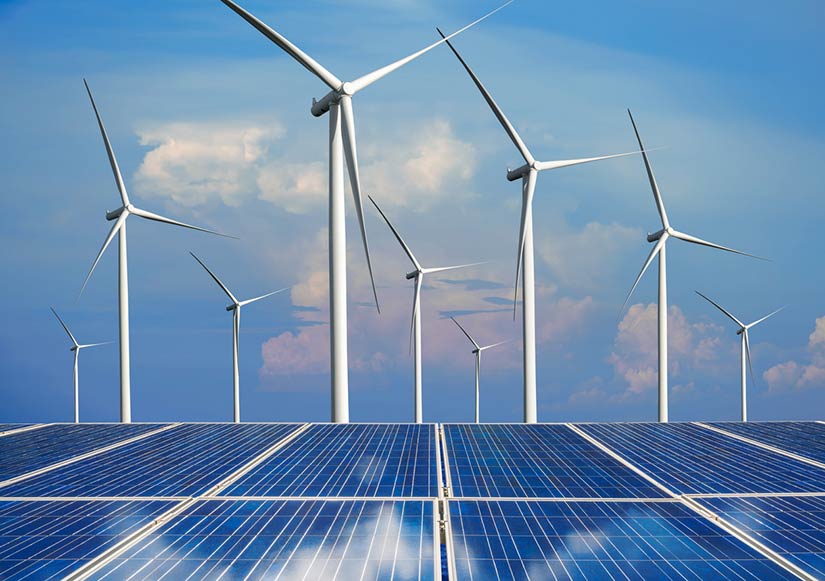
[506,163,532,182]
[647,228,668,242]
[405,270,420,280]
[106,206,127,221]
[226,304,238,312]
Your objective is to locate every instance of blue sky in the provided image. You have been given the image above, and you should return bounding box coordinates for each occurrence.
[2,0,824,423]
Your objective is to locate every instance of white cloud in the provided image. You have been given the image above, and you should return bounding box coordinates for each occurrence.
[257,161,327,214]
[763,315,825,393]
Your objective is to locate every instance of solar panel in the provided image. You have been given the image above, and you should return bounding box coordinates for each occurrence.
[448,500,797,580]
[221,424,436,498]
[709,421,825,464]
[0,423,301,498]
[577,422,825,494]
[443,424,668,499]
[697,495,825,579]
[0,499,176,580]
[93,499,437,580]
[0,424,31,435]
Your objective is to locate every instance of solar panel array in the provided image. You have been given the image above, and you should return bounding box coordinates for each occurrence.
[0,421,822,579]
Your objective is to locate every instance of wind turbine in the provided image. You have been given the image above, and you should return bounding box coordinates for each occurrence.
[620,110,762,422]
[369,196,483,423]
[696,291,783,422]
[438,30,642,423]
[50,307,110,423]
[218,0,510,423]
[79,80,233,423]
[450,316,508,423]
[190,253,289,423]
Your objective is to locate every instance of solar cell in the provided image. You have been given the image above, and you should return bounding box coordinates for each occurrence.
[697,495,825,579]
[578,422,825,494]
[94,499,437,580]
[221,424,436,498]
[448,500,797,580]
[709,421,825,464]
[443,424,668,499]
[0,499,176,580]
[0,423,166,483]
[0,423,302,498]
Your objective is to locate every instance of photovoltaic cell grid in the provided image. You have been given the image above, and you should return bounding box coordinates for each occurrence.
[578,422,825,494]
[0,423,301,498]
[94,499,436,580]
[0,499,176,580]
[221,424,436,498]
[709,421,825,464]
[697,495,825,579]
[448,500,797,580]
[443,424,668,499]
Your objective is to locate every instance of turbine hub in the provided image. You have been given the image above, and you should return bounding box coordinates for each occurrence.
[340,82,354,96]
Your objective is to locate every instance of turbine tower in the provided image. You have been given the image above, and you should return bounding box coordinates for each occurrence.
[191,253,289,423]
[218,0,510,423]
[621,110,761,423]
[80,80,233,423]
[696,291,783,422]
[438,30,642,423]
[450,316,507,423]
[50,307,110,423]
[370,197,483,424]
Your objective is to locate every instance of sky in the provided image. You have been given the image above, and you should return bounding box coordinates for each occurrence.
[1,0,824,424]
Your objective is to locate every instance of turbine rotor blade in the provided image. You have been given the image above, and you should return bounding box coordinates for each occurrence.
[218,0,341,90]
[130,207,237,239]
[619,234,667,316]
[348,0,512,95]
[695,291,745,328]
[409,275,422,356]
[669,229,765,260]
[239,287,290,307]
[627,109,669,229]
[78,341,114,349]
[84,79,129,207]
[743,330,757,387]
[480,339,510,351]
[535,150,645,172]
[368,196,420,270]
[190,252,239,304]
[79,211,127,297]
[513,170,537,317]
[747,306,785,329]
[451,316,480,350]
[50,307,79,346]
[422,262,486,275]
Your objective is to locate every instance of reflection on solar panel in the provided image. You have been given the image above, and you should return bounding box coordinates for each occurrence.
[710,421,825,464]
[443,424,668,498]
[0,423,165,483]
[0,499,176,580]
[0,423,301,498]
[697,495,825,579]
[448,500,797,580]
[94,499,436,580]
[222,424,436,498]
[578,422,825,494]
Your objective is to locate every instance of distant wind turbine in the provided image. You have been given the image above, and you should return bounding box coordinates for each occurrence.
[370,196,484,423]
[80,80,234,423]
[218,0,511,423]
[438,29,642,423]
[50,307,111,423]
[190,253,289,423]
[696,291,783,422]
[621,110,763,423]
[450,317,508,423]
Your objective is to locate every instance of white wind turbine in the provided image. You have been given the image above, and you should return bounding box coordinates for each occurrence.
[450,316,508,423]
[79,80,233,423]
[438,31,642,423]
[696,291,783,422]
[219,0,510,423]
[190,253,289,423]
[621,110,762,422]
[50,307,111,423]
[370,196,484,423]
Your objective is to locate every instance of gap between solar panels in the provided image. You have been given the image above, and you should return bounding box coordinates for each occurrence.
[0,424,48,438]
[436,424,456,580]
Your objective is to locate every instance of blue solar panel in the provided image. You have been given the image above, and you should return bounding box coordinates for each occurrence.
[0,424,31,435]
[221,424,436,498]
[709,421,825,464]
[0,423,166,483]
[578,422,825,494]
[448,500,797,580]
[0,499,176,579]
[0,423,302,498]
[443,424,669,499]
[94,499,436,580]
[697,495,825,579]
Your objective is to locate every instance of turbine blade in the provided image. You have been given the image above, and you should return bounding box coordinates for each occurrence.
[340,96,379,313]
[747,306,785,329]
[436,27,533,164]
[239,287,290,307]
[368,196,420,270]
[670,229,765,260]
[513,170,537,318]
[694,291,745,328]
[79,212,127,297]
[84,79,129,207]
[480,339,510,351]
[190,252,239,304]
[451,316,480,350]
[78,341,113,349]
[535,149,645,172]
[218,0,341,90]
[627,109,669,229]
[744,330,757,388]
[130,207,237,239]
[348,1,512,95]
[50,307,79,346]
[619,234,667,316]
[423,262,486,275]
[409,275,422,357]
